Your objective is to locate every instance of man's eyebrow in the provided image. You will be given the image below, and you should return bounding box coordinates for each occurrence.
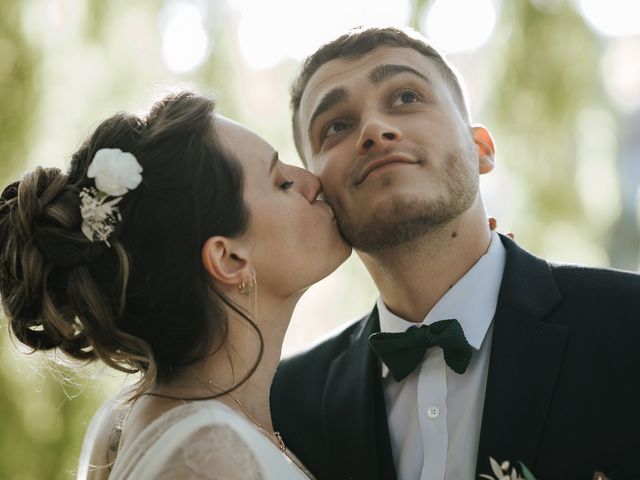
[307,86,349,140]
[269,151,279,174]
[368,64,432,86]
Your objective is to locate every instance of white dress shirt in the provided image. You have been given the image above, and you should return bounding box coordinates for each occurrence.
[377,231,507,480]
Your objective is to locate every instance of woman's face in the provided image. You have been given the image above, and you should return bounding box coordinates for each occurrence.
[216,116,351,298]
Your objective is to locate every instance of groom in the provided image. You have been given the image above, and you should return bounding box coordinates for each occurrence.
[270,27,640,480]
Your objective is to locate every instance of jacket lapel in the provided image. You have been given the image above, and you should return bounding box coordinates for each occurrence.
[322,308,396,480]
[476,235,568,475]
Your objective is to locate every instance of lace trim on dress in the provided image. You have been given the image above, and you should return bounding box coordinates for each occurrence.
[157,424,264,479]
[109,400,309,480]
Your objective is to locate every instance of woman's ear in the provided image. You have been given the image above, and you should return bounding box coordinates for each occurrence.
[472,125,496,175]
[201,236,253,288]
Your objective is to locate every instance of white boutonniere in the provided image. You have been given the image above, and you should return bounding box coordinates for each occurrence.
[479,457,536,480]
[80,148,143,245]
[480,458,610,480]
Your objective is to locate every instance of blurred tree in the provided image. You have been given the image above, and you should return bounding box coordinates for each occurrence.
[609,109,640,269]
[408,0,431,30]
[0,0,39,183]
[0,1,108,479]
[485,0,611,263]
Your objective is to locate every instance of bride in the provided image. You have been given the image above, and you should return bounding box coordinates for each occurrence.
[0,91,350,478]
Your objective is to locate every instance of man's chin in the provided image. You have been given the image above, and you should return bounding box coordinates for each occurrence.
[337,195,467,254]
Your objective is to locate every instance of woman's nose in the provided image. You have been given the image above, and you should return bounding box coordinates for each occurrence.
[292,167,322,203]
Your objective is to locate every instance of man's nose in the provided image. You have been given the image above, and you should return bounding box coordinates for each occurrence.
[357,117,402,155]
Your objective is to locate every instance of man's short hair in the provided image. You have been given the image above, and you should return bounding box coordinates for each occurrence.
[290,26,471,161]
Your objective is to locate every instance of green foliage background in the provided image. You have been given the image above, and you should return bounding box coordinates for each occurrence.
[0,0,637,478]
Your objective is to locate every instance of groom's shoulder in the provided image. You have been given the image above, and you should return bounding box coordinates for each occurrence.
[547,264,640,331]
[505,235,640,301]
[548,261,640,299]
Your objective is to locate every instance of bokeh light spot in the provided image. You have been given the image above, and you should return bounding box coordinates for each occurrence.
[578,0,640,37]
[232,0,411,70]
[161,0,210,73]
[421,0,498,53]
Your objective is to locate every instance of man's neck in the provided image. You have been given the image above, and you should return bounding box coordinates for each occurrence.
[360,205,492,324]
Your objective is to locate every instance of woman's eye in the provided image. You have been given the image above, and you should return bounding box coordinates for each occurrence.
[323,121,349,139]
[279,180,295,190]
[392,91,420,106]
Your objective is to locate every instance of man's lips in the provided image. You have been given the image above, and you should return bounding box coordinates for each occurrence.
[354,155,418,185]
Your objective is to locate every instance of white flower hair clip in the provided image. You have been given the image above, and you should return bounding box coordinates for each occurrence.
[80,148,143,246]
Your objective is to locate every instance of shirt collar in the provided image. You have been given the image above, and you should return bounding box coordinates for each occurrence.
[377,231,507,378]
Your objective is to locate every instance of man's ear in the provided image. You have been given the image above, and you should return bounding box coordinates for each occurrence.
[201,236,253,288]
[472,125,495,174]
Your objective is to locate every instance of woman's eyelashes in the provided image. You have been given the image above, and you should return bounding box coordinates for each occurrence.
[274,163,295,191]
[279,179,295,190]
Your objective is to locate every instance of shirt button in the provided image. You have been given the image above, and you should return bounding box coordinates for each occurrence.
[426,406,440,419]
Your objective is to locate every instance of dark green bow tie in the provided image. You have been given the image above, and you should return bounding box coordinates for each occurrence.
[369,319,473,382]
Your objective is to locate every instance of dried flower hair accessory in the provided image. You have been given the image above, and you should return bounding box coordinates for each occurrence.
[80,148,143,246]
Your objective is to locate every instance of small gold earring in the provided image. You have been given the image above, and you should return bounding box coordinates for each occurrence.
[238,275,256,295]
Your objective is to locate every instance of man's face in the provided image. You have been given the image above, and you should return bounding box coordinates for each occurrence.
[297,46,492,252]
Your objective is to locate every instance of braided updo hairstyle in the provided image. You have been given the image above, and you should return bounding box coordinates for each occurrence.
[0,91,250,394]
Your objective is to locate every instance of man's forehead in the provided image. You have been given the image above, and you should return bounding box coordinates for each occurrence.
[299,46,438,119]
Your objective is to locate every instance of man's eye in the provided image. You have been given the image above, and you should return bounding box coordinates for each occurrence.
[392,91,420,106]
[322,121,349,139]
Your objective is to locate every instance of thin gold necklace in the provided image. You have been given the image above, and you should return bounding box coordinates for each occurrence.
[178,371,313,477]
[142,374,313,476]
[230,389,287,451]
[178,371,288,452]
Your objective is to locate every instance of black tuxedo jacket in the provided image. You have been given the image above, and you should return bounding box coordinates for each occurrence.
[271,235,640,479]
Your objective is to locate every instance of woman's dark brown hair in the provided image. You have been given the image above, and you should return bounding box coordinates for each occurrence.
[0,91,254,395]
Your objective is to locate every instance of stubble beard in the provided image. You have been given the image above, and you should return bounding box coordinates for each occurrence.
[334,148,479,254]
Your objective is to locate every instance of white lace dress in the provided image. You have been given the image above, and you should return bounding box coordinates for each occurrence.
[77,399,312,479]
